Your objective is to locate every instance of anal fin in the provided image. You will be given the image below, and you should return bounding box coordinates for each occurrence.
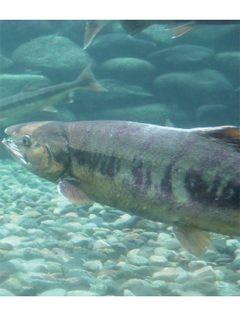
[58,178,93,205]
[172,223,214,256]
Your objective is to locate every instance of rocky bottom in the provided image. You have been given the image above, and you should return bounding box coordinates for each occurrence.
[0,159,240,296]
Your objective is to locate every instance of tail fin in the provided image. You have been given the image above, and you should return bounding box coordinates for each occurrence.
[75,65,107,92]
[191,125,240,152]
[83,20,110,50]
[165,21,196,38]
[120,20,155,36]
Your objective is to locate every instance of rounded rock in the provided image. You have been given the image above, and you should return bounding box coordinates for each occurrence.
[39,288,66,296]
[192,266,217,281]
[83,260,103,272]
[12,35,92,79]
[148,255,168,266]
[92,240,111,250]
[100,57,155,85]
[153,69,233,109]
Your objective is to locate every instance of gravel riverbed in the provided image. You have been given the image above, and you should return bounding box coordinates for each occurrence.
[0,159,240,296]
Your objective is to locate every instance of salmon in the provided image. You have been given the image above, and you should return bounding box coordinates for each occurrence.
[0,66,106,121]
[2,120,240,255]
[83,20,240,49]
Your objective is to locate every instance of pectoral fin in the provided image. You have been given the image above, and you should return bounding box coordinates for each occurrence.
[172,224,214,256]
[58,178,93,205]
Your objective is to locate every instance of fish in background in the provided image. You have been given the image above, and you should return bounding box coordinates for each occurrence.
[0,66,106,122]
[83,20,240,49]
[2,120,240,256]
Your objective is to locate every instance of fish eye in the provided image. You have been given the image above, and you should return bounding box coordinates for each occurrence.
[19,135,32,146]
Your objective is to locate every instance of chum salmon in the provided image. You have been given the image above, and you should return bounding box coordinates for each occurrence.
[0,66,105,122]
[2,120,240,255]
[83,20,240,49]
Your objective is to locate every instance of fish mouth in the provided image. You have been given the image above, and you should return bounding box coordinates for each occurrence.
[2,138,32,168]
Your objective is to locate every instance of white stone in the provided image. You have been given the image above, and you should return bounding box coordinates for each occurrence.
[193,266,216,280]
[0,236,25,247]
[83,260,103,271]
[123,289,135,296]
[93,239,111,250]
[149,255,168,266]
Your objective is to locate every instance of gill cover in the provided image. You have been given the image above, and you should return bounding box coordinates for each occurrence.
[5,121,70,182]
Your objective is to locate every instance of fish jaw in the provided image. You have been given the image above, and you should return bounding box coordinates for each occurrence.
[2,137,33,170]
[2,121,71,183]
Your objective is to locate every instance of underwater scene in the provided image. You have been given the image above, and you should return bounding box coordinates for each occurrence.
[0,20,239,297]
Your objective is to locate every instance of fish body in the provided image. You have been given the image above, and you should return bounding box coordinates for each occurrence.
[83,20,240,49]
[2,120,240,255]
[0,66,105,121]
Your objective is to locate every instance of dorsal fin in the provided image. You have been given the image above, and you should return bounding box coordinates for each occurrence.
[191,126,240,152]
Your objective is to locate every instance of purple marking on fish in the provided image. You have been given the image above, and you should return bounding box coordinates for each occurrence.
[144,169,152,191]
[160,163,173,197]
[131,156,144,191]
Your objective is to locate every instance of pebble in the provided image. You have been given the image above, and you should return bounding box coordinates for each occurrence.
[66,290,99,296]
[183,280,218,296]
[92,239,111,250]
[88,204,104,215]
[64,269,90,278]
[152,267,185,282]
[0,277,23,295]
[130,284,158,296]
[0,288,15,296]
[0,236,25,247]
[83,260,103,271]
[123,289,135,296]
[151,280,169,294]
[136,219,159,232]
[46,262,62,274]
[4,223,28,236]
[126,253,148,266]
[39,288,66,296]
[22,259,48,273]
[192,266,217,281]
[30,279,64,294]
[41,220,57,227]
[70,234,90,246]
[120,278,149,290]
[215,281,240,296]
[21,218,39,229]
[62,222,83,232]
[148,255,168,266]
[188,260,207,272]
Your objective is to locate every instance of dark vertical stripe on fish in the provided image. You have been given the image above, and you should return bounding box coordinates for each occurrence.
[131,156,144,191]
[160,163,173,197]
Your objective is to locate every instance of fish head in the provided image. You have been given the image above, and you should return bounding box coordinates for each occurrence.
[2,121,70,182]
